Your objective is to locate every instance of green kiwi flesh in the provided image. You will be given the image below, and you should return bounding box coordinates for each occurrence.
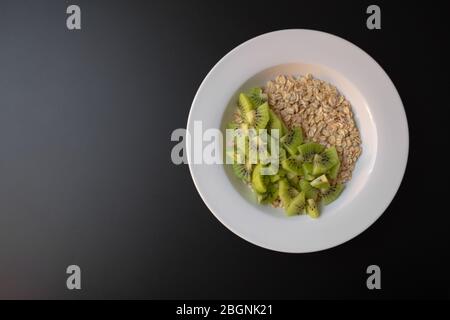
[268,109,288,137]
[253,102,270,129]
[257,183,279,204]
[232,162,252,182]
[321,184,345,205]
[281,128,303,155]
[248,87,267,107]
[310,174,330,190]
[312,147,339,175]
[281,156,303,174]
[285,192,306,216]
[279,179,292,208]
[298,142,325,162]
[299,179,319,201]
[306,198,320,218]
[302,162,316,181]
[252,163,267,193]
[327,161,341,180]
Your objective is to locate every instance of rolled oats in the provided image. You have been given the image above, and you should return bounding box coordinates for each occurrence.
[265,74,362,183]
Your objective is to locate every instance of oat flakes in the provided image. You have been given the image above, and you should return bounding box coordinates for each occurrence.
[265,74,362,183]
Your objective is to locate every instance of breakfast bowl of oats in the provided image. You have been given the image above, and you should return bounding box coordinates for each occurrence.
[187,30,408,253]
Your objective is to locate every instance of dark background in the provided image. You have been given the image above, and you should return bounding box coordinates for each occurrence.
[0,0,448,299]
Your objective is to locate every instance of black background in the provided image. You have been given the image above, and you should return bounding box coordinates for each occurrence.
[0,0,448,299]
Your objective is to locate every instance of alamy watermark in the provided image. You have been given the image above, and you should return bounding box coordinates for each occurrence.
[66,5,81,30]
[366,264,381,290]
[66,265,81,290]
[366,5,381,30]
[171,121,280,175]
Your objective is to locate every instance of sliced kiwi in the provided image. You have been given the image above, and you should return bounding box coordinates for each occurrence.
[230,90,348,215]
[281,156,303,174]
[302,162,316,181]
[247,130,263,164]
[248,87,267,107]
[327,161,341,180]
[257,147,271,164]
[289,186,299,198]
[270,174,281,183]
[312,147,339,175]
[321,184,345,205]
[298,142,325,162]
[303,162,313,174]
[251,163,268,194]
[310,174,330,190]
[231,123,250,158]
[286,172,300,187]
[226,122,249,137]
[279,179,292,208]
[268,109,288,137]
[226,122,240,130]
[279,148,287,162]
[232,161,252,182]
[281,127,303,155]
[264,134,283,163]
[306,198,320,218]
[226,138,247,164]
[251,102,269,129]
[299,179,319,201]
[238,92,254,112]
[285,192,306,216]
[227,124,250,163]
[225,149,235,165]
[263,132,273,155]
[257,183,278,204]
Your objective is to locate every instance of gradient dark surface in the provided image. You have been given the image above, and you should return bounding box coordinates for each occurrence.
[0,0,448,299]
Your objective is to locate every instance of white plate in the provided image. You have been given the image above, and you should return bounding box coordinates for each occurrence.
[187,29,408,253]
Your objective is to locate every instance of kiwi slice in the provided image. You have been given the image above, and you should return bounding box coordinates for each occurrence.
[226,122,239,130]
[321,184,345,205]
[227,123,250,163]
[298,142,325,162]
[279,148,287,162]
[270,174,281,183]
[281,127,303,155]
[265,134,284,164]
[289,186,299,198]
[252,102,270,129]
[327,161,341,180]
[257,183,279,204]
[251,163,268,193]
[258,148,271,164]
[281,156,303,174]
[226,122,249,137]
[248,87,267,107]
[299,179,319,201]
[238,93,254,112]
[306,198,320,218]
[286,172,300,187]
[310,174,330,190]
[302,162,316,181]
[312,147,339,175]
[279,179,292,208]
[303,162,313,174]
[232,161,252,182]
[285,192,306,216]
[268,109,288,137]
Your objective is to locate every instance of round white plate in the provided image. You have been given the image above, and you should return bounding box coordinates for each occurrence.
[187,29,408,253]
